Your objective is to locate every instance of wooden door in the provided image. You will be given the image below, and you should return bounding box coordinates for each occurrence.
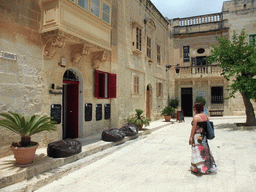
[181,88,193,117]
[63,81,79,139]
[146,89,151,118]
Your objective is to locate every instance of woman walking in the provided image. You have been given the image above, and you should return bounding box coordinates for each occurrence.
[189,102,217,174]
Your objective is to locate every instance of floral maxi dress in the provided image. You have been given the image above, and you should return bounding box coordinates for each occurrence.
[191,121,217,174]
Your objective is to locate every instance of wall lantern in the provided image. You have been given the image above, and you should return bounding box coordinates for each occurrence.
[166,65,172,72]
[175,64,180,73]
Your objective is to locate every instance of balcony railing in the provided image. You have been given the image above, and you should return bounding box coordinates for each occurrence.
[176,64,222,75]
[178,13,222,26]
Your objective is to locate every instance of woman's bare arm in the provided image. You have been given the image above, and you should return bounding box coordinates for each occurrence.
[189,116,198,145]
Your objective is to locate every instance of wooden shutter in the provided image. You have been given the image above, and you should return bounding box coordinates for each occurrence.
[94,70,100,98]
[156,82,159,97]
[108,73,117,98]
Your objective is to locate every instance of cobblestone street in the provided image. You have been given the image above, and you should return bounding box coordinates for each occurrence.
[36,116,256,192]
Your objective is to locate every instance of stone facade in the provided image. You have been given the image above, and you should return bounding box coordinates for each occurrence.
[112,0,170,124]
[168,0,256,116]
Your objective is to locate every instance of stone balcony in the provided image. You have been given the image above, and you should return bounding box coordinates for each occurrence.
[175,64,222,79]
[41,0,112,59]
[172,13,229,35]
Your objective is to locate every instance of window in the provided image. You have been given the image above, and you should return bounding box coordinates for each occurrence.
[132,22,143,54]
[102,2,110,23]
[133,75,139,95]
[183,46,190,62]
[196,56,207,65]
[78,0,88,10]
[69,0,111,24]
[95,70,116,99]
[147,37,151,58]
[156,82,163,97]
[91,0,100,17]
[136,27,142,51]
[211,86,223,104]
[249,34,256,46]
[157,45,161,64]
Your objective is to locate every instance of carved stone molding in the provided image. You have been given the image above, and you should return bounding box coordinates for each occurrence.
[91,51,108,69]
[43,36,65,59]
[144,18,156,31]
[71,44,90,64]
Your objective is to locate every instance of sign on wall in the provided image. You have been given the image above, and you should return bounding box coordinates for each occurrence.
[0,51,17,61]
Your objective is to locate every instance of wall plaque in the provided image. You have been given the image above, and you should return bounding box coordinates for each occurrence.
[0,51,17,61]
[104,104,111,120]
[85,103,92,121]
[96,104,102,121]
[50,104,61,124]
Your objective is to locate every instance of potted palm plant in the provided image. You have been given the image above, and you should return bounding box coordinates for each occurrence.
[160,106,175,122]
[0,111,57,167]
[195,96,206,106]
[127,109,151,130]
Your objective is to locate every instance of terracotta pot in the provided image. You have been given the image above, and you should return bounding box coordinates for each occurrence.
[164,115,172,122]
[138,122,144,130]
[11,142,39,167]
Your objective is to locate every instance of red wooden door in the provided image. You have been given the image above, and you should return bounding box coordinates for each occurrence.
[146,90,151,118]
[63,81,79,139]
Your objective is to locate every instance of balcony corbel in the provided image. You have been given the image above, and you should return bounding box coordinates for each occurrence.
[43,35,65,59]
[71,44,90,64]
[91,51,108,69]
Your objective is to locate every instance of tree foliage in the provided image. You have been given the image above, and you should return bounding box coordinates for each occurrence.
[209,30,256,100]
[209,29,256,125]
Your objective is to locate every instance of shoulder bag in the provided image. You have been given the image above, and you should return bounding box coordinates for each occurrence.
[206,120,215,140]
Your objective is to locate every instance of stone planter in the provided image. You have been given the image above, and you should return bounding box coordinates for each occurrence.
[11,142,39,167]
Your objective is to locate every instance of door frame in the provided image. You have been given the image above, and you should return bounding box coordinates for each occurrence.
[62,68,83,138]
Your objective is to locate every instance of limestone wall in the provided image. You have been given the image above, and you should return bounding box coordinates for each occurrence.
[112,0,169,125]
[0,0,57,158]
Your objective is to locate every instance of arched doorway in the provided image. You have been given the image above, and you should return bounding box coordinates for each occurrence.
[62,69,83,139]
[146,84,152,118]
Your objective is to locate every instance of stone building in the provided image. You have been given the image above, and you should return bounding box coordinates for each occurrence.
[0,0,169,158]
[168,0,256,117]
[111,0,170,124]
[0,0,255,158]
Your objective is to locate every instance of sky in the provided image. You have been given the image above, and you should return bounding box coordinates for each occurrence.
[150,0,228,19]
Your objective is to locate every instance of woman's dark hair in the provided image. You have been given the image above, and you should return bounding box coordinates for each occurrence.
[194,102,204,113]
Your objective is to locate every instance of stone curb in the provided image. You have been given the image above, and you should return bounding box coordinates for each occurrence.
[0,121,172,192]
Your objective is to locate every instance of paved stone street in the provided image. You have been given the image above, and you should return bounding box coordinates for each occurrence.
[36,116,256,192]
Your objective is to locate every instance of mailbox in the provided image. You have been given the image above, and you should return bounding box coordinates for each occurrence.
[96,104,102,121]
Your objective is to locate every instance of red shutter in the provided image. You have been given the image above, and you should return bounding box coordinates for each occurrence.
[108,73,117,98]
[94,70,99,98]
